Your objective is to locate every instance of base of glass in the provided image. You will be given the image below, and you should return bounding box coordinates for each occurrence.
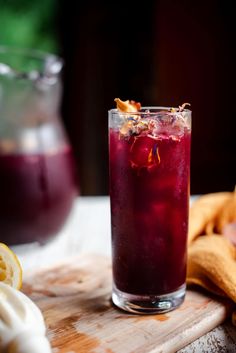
[112,284,186,314]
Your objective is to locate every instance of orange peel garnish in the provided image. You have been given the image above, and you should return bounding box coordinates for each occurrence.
[114,98,141,113]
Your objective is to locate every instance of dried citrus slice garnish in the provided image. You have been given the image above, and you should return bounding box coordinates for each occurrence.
[0,242,22,289]
[114,98,141,112]
[114,98,142,136]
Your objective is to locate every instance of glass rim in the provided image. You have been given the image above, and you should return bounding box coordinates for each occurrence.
[109,106,192,115]
[0,45,63,83]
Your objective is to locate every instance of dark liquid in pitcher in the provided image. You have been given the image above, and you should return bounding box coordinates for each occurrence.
[0,145,78,245]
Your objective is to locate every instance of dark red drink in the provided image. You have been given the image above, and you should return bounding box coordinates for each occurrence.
[109,106,191,313]
[0,146,78,245]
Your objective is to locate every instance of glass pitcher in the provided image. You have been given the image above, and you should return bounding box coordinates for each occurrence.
[0,46,79,245]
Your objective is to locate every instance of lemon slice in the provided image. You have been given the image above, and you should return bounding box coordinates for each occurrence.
[0,242,23,289]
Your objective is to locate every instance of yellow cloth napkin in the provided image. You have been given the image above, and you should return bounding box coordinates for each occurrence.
[187,191,236,325]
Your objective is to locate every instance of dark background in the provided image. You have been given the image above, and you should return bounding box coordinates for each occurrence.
[1,0,235,195]
[58,0,236,195]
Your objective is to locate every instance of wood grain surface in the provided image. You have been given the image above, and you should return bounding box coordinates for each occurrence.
[22,254,234,353]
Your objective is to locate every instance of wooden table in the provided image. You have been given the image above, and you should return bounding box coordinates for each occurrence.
[13,197,236,352]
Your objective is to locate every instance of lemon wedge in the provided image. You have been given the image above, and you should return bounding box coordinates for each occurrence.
[0,243,22,289]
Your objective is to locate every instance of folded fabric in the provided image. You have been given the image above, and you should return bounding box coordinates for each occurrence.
[187,234,236,299]
[188,192,232,244]
[187,191,236,324]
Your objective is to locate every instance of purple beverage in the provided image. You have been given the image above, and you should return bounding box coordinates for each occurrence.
[0,145,78,245]
[109,101,191,313]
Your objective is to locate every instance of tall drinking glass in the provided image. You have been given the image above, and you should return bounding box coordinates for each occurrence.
[109,106,191,314]
[0,46,78,245]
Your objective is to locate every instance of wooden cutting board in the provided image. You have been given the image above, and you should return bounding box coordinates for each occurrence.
[22,254,234,353]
